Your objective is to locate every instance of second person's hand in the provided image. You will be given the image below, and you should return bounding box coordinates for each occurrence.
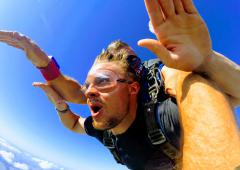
[138,0,212,72]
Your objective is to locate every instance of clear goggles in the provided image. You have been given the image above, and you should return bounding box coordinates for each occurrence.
[83,70,132,92]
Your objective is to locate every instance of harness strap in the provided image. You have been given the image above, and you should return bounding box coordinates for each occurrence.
[144,101,179,160]
[103,131,123,164]
[143,59,179,160]
[144,101,166,145]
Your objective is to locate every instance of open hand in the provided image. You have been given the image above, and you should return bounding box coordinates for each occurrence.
[139,0,212,71]
[0,30,50,67]
[33,82,68,111]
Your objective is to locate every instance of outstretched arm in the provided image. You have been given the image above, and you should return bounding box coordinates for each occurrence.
[138,0,240,105]
[0,31,86,104]
[33,82,86,134]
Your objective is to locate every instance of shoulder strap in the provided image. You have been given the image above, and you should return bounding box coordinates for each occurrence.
[143,59,179,160]
[103,131,123,164]
[144,101,179,160]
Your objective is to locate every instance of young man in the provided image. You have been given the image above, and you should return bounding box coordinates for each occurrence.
[0,0,239,169]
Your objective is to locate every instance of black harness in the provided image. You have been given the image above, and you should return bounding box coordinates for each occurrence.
[103,59,179,165]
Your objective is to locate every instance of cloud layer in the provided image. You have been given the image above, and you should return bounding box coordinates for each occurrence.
[0,136,69,170]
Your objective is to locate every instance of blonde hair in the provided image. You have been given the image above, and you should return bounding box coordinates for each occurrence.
[94,40,142,81]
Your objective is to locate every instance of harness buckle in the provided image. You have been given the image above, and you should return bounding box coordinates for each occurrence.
[148,129,166,145]
[103,137,115,149]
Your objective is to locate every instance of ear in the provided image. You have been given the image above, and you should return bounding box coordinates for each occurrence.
[128,81,140,95]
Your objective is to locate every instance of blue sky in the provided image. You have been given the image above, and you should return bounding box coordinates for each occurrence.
[0,0,239,170]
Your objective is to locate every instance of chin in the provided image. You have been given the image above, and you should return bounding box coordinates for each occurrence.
[92,118,119,130]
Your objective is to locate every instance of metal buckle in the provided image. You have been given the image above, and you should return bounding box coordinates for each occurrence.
[148,129,166,145]
[103,137,115,149]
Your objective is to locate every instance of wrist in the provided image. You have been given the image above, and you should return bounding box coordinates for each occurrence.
[56,102,69,114]
[36,57,51,68]
[194,51,215,74]
[37,56,61,81]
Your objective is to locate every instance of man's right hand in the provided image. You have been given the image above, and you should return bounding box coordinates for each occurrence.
[0,30,50,67]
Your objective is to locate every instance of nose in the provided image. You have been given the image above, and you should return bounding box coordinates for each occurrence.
[85,84,100,98]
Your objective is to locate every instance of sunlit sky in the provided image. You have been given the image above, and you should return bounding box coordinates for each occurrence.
[0,0,239,170]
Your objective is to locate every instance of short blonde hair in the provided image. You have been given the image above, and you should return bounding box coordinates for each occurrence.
[94,40,142,81]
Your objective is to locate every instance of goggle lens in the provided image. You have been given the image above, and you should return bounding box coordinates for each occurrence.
[84,70,121,91]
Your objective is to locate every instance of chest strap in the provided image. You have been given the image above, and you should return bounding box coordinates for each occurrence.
[103,131,123,164]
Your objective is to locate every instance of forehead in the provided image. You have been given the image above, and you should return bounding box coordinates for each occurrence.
[88,62,125,76]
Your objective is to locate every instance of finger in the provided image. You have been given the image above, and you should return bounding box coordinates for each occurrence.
[0,30,12,39]
[157,0,176,18]
[138,38,171,64]
[33,82,55,96]
[144,0,165,27]
[0,31,20,41]
[32,82,50,93]
[173,0,185,14]
[33,82,68,110]
[181,0,198,14]
[33,82,55,104]
[0,31,29,45]
[33,82,63,104]
[1,40,24,50]
[0,32,26,49]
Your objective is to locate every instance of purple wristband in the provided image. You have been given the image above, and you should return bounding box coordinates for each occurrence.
[38,57,61,81]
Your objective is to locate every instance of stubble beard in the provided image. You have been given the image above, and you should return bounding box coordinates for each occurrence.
[92,102,130,131]
[92,117,120,130]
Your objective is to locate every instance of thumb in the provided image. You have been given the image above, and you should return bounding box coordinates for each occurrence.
[138,39,170,63]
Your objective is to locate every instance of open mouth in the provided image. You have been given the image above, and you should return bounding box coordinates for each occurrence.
[89,103,103,118]
[91,105,102,113]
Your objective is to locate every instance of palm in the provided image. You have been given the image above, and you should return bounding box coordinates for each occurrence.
[140,0,212,71]
[158,14,211,70]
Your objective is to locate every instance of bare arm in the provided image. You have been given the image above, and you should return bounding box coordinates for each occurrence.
[198,51,240,107]
[33,82,86,134]
[176,71,240,169]
[0,31,86,104]
[48,74,86,104]
[139,0,240,104]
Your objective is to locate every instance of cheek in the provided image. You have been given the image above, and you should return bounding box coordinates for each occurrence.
[101,89,129,112]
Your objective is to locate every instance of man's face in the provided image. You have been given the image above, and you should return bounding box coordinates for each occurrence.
[84,62,133,130]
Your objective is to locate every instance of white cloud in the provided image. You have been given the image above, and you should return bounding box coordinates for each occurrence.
[148,20,155,34]
[0,140,21,154]
[0,150,15,163]
[31,157,41,162]
[32,157,56,169]
[13,162,29,170]
[0,137,6,143]
[39,161,55,169]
